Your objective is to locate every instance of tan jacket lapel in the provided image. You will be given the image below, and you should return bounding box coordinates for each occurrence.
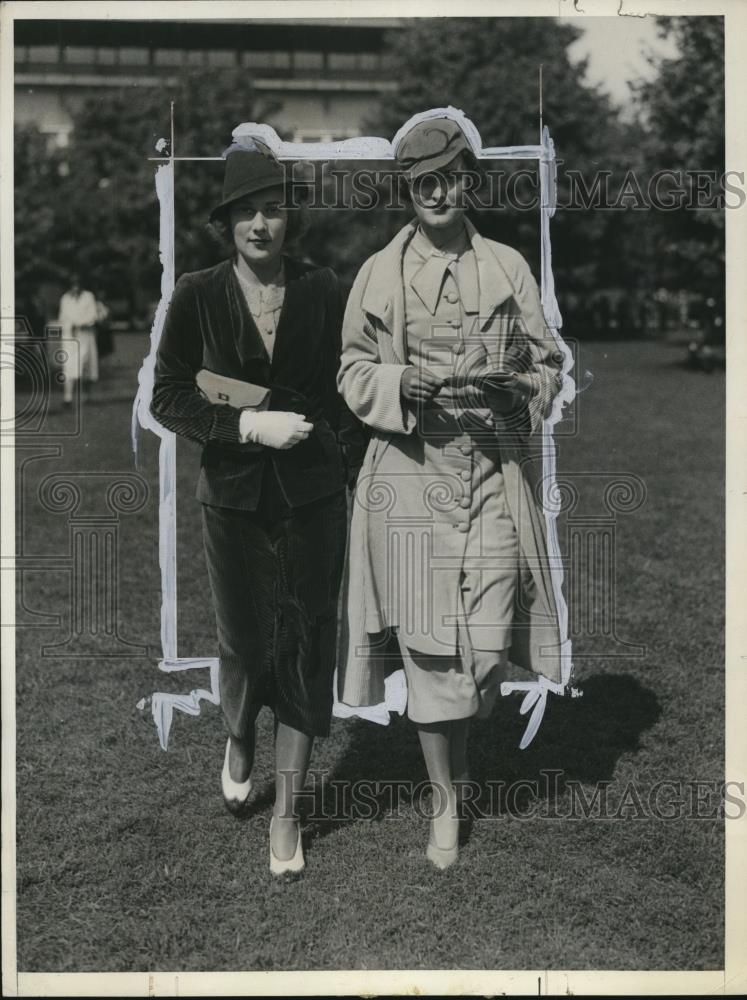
[464,219,516,327]
[359,222,416,364]
[359,218,519,363]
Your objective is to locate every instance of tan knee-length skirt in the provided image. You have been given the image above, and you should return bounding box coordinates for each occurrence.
[389,443,520,723]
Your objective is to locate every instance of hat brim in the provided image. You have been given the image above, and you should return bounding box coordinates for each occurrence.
[209,174,296,222]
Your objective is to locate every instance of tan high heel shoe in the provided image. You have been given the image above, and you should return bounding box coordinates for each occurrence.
[269,817,305,875]
[426,823,459,870]
[426,794,460,870]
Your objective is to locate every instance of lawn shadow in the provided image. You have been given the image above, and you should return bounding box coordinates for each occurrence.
[307,672,661,843]
[303,711,426,845]
[468,672,663,815]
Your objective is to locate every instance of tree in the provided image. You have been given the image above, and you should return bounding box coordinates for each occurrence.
[632,16,725,308]
[14,127,66,290]
[309,17,635,332]
[15,69,280,320]
[15,19,723,338]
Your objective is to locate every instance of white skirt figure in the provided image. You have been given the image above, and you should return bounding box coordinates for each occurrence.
[61,329,99,386]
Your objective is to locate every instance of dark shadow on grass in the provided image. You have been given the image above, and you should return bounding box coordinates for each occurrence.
[303,672,661,846]
[300,711,425,849]
[467,672,663,815]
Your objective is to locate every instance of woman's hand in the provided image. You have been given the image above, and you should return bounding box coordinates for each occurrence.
[479,373,535,413]
[482,383,520,413]
[401,366,445,402]
[239,409,313,449]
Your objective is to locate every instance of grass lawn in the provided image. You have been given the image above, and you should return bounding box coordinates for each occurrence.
[13,334,724,972]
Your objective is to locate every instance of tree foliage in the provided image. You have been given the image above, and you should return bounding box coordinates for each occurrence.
[632,16,725,304]
[15,69,278,316]
[14,17,725,334]
[14,127,66,290]
[301,16,635,326]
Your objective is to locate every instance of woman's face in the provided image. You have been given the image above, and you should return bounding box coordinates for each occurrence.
[409,152,473,232]
[229,185,288,269]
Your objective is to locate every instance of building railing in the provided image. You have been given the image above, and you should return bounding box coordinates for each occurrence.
[14,47,396,79]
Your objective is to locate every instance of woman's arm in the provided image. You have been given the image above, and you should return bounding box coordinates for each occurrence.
[321,268,369,485]
[505,255,564,435]
[336,257,417,436]
[150,274,243,446]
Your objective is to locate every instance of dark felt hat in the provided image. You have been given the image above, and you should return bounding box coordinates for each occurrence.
[394,117,472,181]
[209,140,287,221]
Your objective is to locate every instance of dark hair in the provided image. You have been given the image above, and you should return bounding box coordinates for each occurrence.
[68,270,88,289]
[206,192,311,254]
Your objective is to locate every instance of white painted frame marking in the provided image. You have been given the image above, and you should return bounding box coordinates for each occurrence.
[132,106,575,750]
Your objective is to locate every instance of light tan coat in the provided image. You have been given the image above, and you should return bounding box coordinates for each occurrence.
[337,219,566,708]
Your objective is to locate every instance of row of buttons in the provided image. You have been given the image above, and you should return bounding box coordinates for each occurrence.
[426,264,478,541]
[456,450,472,527]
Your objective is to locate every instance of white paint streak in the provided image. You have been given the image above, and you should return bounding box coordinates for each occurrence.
[135,108,575,751]
[500,125,576,748]
[476,118,569,748]
[333,670,408,726]
[133,161,222,750]
[149,659,221,752]
[234,111,544,162]
[133,162,178,662]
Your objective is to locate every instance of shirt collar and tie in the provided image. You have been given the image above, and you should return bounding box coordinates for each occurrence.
[233,260,286,361]
[405,225,480,315]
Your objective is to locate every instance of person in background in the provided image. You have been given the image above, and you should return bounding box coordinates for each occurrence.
[58,272,99,406]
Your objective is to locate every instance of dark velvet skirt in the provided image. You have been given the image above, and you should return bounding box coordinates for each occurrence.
[201,469,347,739]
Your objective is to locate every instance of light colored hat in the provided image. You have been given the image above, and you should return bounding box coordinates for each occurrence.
[394,117,472,181]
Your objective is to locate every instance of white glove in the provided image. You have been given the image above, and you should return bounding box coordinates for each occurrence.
[239,410,313,450]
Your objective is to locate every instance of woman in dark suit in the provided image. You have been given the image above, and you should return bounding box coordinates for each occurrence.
[151,141,360,874]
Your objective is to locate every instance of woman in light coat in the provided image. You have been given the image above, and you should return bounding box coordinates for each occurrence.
[337,115,565,868]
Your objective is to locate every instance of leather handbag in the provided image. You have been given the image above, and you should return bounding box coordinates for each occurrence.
[196,369,270,410]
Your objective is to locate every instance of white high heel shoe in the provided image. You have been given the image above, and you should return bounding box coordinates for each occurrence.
[221,738,252,815]
[426,794,460,870]
[426,830,459,870]
[269,817,305,875]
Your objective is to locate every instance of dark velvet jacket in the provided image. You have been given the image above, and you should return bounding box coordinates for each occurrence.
[151,255,364,510]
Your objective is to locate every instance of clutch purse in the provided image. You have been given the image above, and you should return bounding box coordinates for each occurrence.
[444,370,516,393]
[196,369,270,411]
